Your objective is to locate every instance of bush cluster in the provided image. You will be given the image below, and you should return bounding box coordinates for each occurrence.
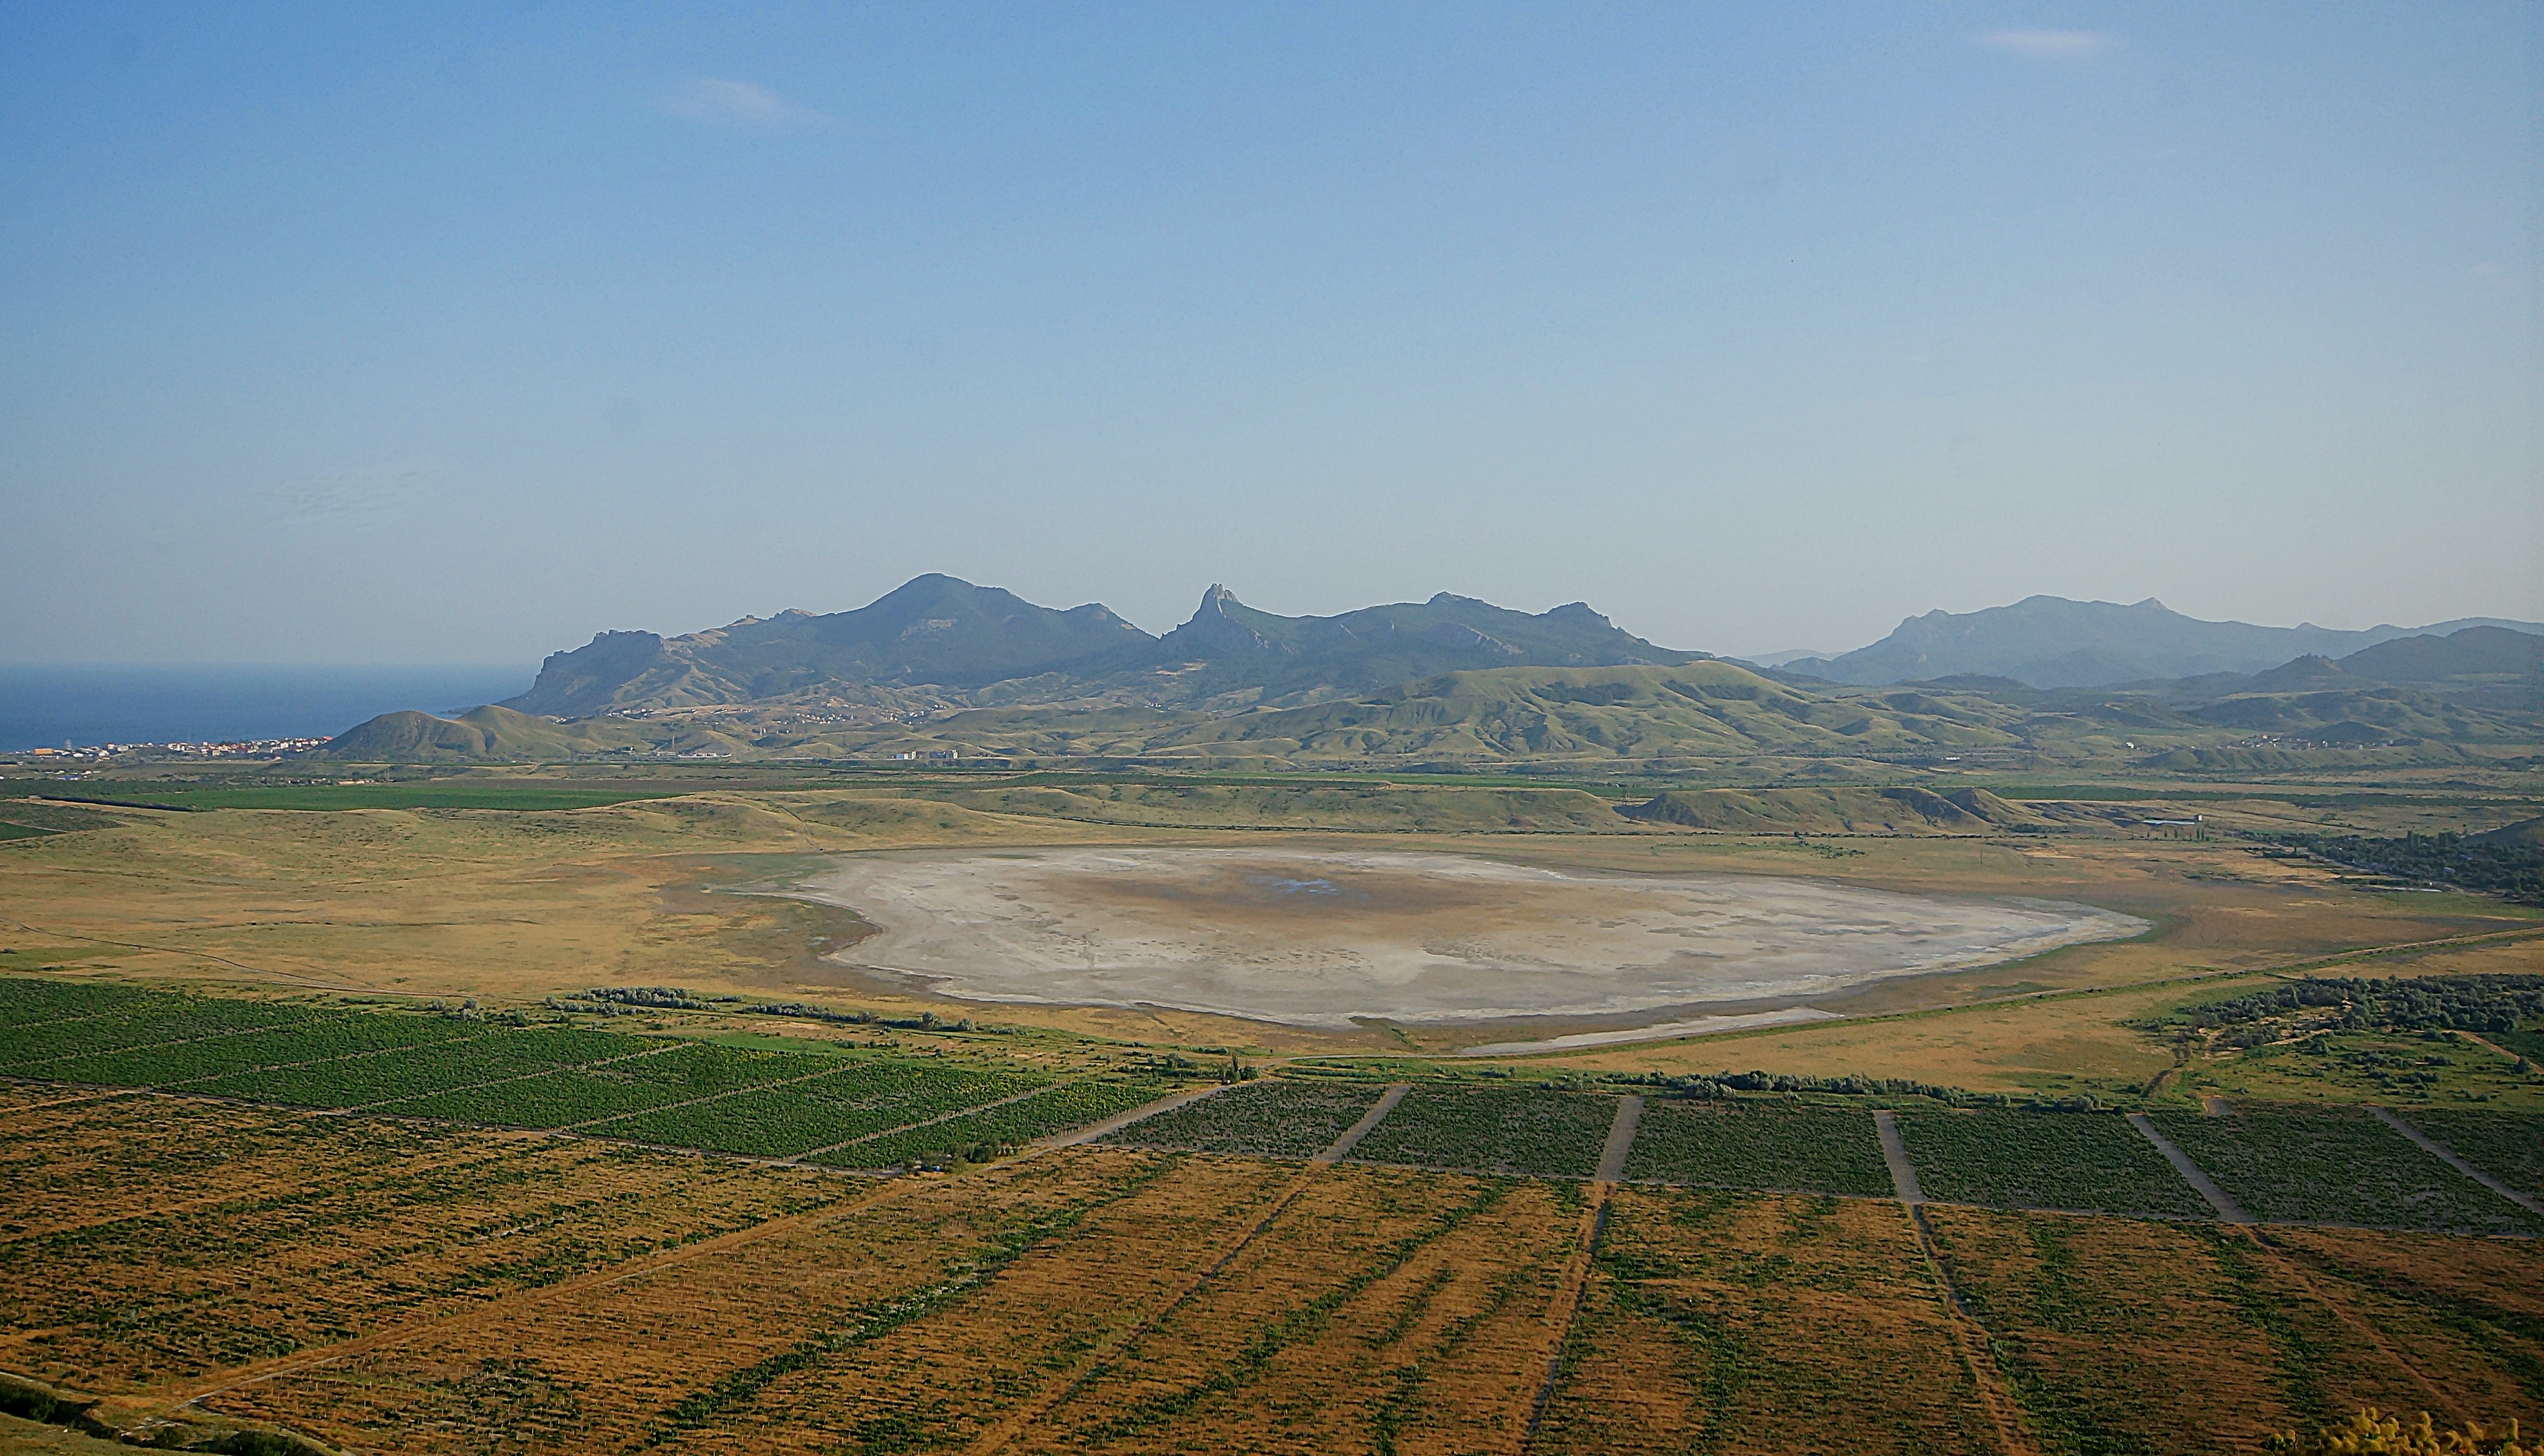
[742,1002,983,1033]
[2262,830,2544,905]
[2161,974,2544,1047]
[1606,1069,2102,1109]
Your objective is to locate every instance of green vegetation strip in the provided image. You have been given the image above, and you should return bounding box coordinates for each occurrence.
[1621,1102,1894,1196]
[585,1062,1047,1159]
[1893,1110,2211,1218]
[1348,1086,1613,1178]
[1099,1077,1386,1159]
[0,977,1130,1168]
[2402,1108,2544,1203]
[15,783,679,812]
[809,1078,1175,1169]
[2148,1105,2539,1235]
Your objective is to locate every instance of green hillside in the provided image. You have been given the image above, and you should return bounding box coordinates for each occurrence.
[1148,585,1703,702]
[1615,785,2067,834]
[1144,662,2027,764]
[313,654,2540,770]
[321,705,664,761]
[929,780,1636,832]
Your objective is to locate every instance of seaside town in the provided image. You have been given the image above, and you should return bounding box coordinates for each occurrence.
[10,737,332,763]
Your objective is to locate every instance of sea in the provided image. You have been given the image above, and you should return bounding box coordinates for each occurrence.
[0,665,537,752]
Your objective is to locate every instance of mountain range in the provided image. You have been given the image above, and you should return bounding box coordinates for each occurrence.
[501,575,1702,716]
[1774,596,2540,688]
[303,577,2538,767]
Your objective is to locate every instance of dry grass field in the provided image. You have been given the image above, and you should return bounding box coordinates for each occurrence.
[5,1080,2542,1453]
[1921,1207,2544,1450]
[2,782,2536,1078]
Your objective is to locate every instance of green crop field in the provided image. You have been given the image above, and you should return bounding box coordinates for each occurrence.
[1346,1085,1613,1178]
[1620,1101,1894,1196]
[812,1077,1173,1169]
[0,975,152,1024]
[185,1025,654,1107]
[0,977,1134,1172]
[2402,1107,2544,1203]
[0,997,316,1069]
[352,1040,878,1129]
[18,782,679,812]
[1894,1110,2211,1218]
[586,1060,1046,1158]
[2148,1105,2539,1235]
[1099,1076,1385,1158]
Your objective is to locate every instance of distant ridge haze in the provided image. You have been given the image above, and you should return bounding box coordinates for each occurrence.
[493,578,2543,718]
[1777,597,2543,689]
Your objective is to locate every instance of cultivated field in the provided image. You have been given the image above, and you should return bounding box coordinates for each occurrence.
[9,1062,2544,1450]
[1346,1085,1616,1178]
[1621,1101,1895,1196]
[2148,1105,2540,1235]
[1894,1108,2213,1218]
[1100,1076,1388,1158]
[4,764,2543,1451]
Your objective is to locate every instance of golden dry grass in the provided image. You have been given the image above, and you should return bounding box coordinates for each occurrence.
[10,1085,2544,1455]
[0,1085,846,1396]
[2,789,2536,1076]
[1534,1187,2005,1453]
[1921,1207,2544,1449]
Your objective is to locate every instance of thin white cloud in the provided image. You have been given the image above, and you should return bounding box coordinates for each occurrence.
[274,466,431,534]
[1976,29,2117,59]
[659,78,827,130]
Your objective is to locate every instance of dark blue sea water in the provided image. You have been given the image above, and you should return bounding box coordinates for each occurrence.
[0,666,536,751]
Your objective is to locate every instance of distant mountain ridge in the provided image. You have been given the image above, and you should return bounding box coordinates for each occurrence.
[502,574,1156,715]
[1779,597,2542,688]
[502,576,1703,716]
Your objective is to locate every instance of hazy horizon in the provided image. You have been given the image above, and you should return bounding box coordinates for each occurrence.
[4,4,2534,665]
[4,577,2539,672]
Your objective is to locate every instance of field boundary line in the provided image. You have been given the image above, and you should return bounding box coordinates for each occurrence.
[2126,1113,2253,1223]
[10,1016,307,1072]
[556,1058,879,1134]
[162,1172,933,1415]
[2243,1225,2457,1417]
[791,1079,1062,1161]
[0,1082,141,1114]
[958,1082,1411,1455]
[2451,1028,2523,1063]
[1873,1109,1924,1205]
[0,1140,552,1249]
[159,1027,499,1090]
[1324,1081,1410,1159]
[2367,1105,2544,1221]
[339,1038,686,1115]
[1903,1203,2037,1456]
[1523,1093,1641,1444]
[1031,1079,1236,1149]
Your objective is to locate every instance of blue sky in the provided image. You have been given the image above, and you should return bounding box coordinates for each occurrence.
[1,2,2531,663]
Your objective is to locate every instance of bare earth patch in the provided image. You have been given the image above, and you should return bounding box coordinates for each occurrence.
[800,848,2146,1027]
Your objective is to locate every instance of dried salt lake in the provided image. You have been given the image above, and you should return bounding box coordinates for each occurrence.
[796,848,2147,1028]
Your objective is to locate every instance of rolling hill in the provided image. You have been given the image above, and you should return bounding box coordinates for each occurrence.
[1148,586,1704,704]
